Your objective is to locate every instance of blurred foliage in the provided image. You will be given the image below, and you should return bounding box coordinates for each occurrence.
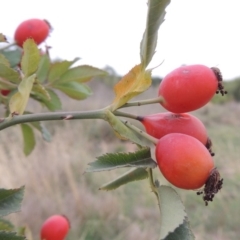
[212,77,240,104]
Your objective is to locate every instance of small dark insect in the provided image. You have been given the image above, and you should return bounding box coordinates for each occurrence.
[197,168,223,206]
[205,137,215,156]
[211,67,227,96]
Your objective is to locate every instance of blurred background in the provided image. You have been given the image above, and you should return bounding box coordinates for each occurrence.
[1,0,240,240]
[1,0,240,80]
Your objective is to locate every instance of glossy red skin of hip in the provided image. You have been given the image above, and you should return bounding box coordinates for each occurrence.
[140,112,208,145]
[14,19,50,47]
[155,133,214,190]
[158,64,218,113]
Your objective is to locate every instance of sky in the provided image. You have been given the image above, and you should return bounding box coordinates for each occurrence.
[1,0,240,80]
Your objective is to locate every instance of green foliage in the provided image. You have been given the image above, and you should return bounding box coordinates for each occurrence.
[0,187,24,217]
[53,81,92,100]
[21,39,40,77]
[0,63,20,83]
[86,147,156,172]
[157,185,194,240]
[1,49,22,68]
[0,231,26,240]
[105,110,148,146]
[0,1,230,240]
[21,124,36,156]
[0,219,14,231]
[140,0,171,68]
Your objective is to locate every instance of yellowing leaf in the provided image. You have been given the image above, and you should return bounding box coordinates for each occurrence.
[110,64,151,111]
[9,74,36,115]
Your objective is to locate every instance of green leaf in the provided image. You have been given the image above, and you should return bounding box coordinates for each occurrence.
[0,219,14,231]
[58,65,108,83]
[99,168,148,190]
[32,89,62,111]
[36,54,51,82]
[0,64,20,83]
[32,81,51,100]
[140,0,171,68]
[0,186,24,217]
[21,124,36,155]
[54,82,92,100]
[1,49,22,68]
[164,219,195,240]
[105,110,147,146]
[9,74,36,115]
[48,58,80,83]
[29,121,51,142]
[0,54,10,67]
[156,185,188,240]
[0,231,26,240]
[21,39,40,77]
[86,148,156,172]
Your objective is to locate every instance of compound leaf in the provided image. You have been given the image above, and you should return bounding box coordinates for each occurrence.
[140,0,170,68]
[99,168,148,190]
[86,147,156,172]
[0,186,24,218]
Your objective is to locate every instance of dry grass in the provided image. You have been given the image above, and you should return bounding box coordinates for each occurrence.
[0,81,240,240]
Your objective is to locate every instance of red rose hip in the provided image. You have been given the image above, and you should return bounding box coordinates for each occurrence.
[158,64,226,113]
[139,112,208,145]
[155,133,214,190]
[40,215,70,240]
[14,18,50,47]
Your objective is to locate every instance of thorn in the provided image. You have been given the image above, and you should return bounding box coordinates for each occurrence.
[62,115,73,120]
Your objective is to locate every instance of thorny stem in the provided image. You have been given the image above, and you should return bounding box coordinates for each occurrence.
[0,108,107,131]
[119,96,164,109]
[124,120,158,144]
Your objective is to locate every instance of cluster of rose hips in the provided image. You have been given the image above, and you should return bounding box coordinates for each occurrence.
[1,18,50,97]
[138,64,226,205]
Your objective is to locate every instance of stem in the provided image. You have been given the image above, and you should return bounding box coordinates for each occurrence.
[124,120,158,144]
[0,42,17,51]
[0,108,107,131]
[147,168,160,208]
[114,110,138,120]
[119,96,164,109]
